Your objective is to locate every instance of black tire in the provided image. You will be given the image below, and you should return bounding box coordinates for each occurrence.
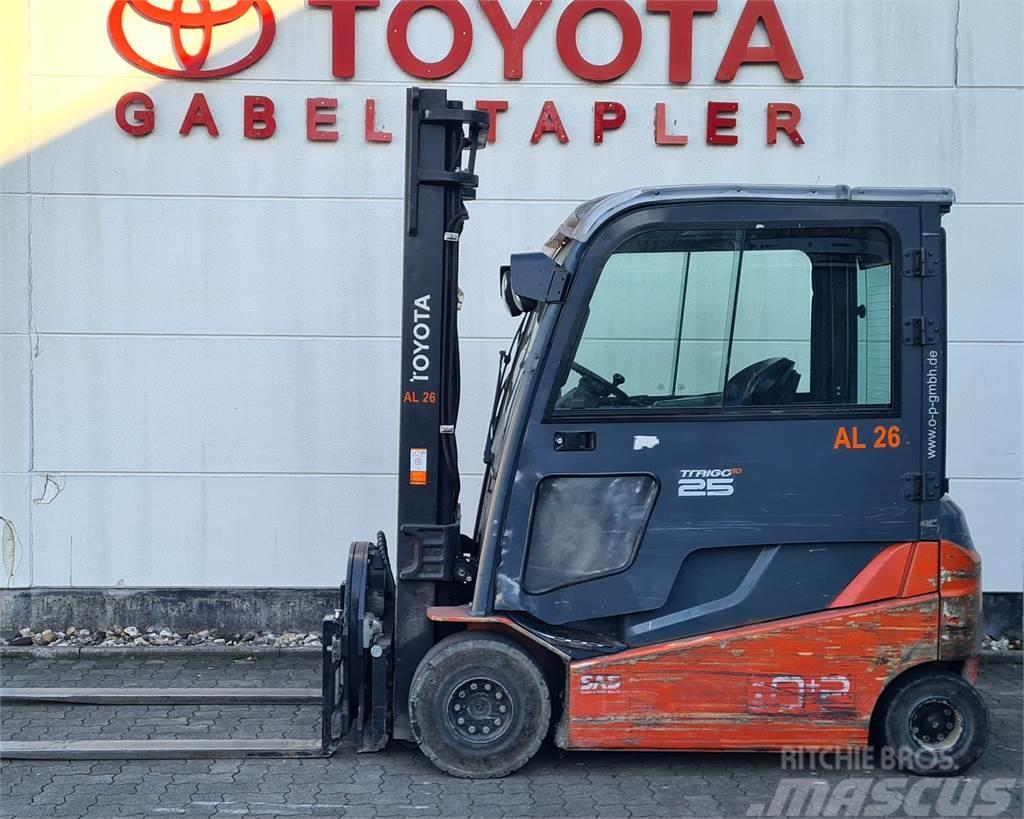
[877,667,989,775]
[409,631,551,778]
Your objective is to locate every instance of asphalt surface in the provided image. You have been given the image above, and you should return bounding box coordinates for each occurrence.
[1,653,1020,818]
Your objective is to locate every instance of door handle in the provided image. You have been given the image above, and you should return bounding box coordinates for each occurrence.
[553,431,596,452]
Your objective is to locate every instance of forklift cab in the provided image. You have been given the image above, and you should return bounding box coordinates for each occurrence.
[476,187,949,643]
[325,92,986,781]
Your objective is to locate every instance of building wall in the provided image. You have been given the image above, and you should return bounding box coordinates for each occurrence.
[1,0,1021,592]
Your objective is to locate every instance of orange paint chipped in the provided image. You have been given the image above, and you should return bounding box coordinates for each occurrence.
[566,597,939,751]
[939,539,981,595]
[938,540,982,659]
[428,543,982,753]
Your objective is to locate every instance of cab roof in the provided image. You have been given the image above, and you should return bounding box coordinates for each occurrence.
[544,184,955,256]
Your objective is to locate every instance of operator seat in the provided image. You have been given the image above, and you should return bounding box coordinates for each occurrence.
[723,357,800,406]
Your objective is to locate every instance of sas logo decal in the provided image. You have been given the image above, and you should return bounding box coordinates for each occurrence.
[579,674,622,694]
[108,0,276,79]
[677,467,742,498]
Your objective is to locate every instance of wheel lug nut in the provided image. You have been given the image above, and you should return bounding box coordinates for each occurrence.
[469,726,476,734]
[470,683,478,691]
[458,691,466,698]
[484,683,492,691]
[499,705,507,713]
[946,722,953,730]
[457,717,465,725]
[495,692,503,700]
[454,704,461,712]
[482,726,490,734]
[495,718,502,726]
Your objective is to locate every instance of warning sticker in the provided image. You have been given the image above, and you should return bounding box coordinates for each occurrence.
[410,448,428,486]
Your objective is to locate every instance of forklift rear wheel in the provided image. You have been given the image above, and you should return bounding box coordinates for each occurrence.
[409,631,551,778]
[878,667,989,775]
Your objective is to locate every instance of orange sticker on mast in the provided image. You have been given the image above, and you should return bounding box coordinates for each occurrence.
[409,448,427,486]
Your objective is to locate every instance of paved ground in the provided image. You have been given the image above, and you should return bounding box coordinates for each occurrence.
[1,653,1020,818]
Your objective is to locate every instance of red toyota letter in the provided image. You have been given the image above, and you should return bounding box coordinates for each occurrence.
[475,99,509,143]
[767,102,803,145]
[706,101,738,145]
[388,0,473,79]
[244,95,276,139]
[654,102,687,145]
[716,0,803,81]
[115,92,155,137]
[647,0,717,84]
[479,1,550,80]
[307,97,339,142]
[594,101,626,143]
[179,93,219,137]
[308,0,380,79]
[531,100,569,144]
[557,1,642,82]
[365,99,392,142]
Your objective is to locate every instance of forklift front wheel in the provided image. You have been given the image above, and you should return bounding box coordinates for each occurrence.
[877,666,989,776]
[409,631,551,778]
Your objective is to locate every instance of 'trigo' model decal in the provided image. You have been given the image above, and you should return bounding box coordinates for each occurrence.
[678,467,742,498]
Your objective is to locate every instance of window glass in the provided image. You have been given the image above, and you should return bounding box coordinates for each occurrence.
[675,250,740,399]
[857,264,892,404]
[554,227,893,413]
[572,251,687,396]
[524,475,657,594]
[728,250,812,385]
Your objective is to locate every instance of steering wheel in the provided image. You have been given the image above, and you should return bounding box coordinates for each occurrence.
[571,362,629,401]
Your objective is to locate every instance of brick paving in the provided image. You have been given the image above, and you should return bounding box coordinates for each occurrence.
[1,653,1020,818]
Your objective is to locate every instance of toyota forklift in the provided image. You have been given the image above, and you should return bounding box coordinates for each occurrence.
[321,89,989,779]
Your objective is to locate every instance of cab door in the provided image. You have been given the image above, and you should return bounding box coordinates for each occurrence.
[491,201,929,644]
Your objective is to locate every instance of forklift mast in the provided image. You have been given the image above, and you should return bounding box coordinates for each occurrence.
[322,88,488,751]
[393,88,488,739]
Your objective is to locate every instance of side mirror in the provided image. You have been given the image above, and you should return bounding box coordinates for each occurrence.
[500,253,569,316]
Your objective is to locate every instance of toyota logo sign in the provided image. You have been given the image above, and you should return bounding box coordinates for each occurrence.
[108,0,276,79]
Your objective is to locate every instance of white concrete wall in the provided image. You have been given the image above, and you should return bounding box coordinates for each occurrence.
[1,0,1021,591]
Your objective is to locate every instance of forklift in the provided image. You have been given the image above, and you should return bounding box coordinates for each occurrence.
[321,89,989,778]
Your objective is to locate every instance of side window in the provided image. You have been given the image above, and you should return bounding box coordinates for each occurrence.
[570,249,689,397]
[554,227,893,413]
[524,475,657,594]
[857,264,893,404]
[726,250,812,399]
[556,231,742,410]
[674,250,740,400]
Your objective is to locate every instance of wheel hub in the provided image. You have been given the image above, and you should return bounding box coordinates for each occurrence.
[909,698,964,751]
[446,677,513,744]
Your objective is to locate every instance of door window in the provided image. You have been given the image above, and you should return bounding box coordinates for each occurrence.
[524,475,658,593]
[553,227,893,413]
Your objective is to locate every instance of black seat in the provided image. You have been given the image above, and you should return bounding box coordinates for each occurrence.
[724,357,800,406]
